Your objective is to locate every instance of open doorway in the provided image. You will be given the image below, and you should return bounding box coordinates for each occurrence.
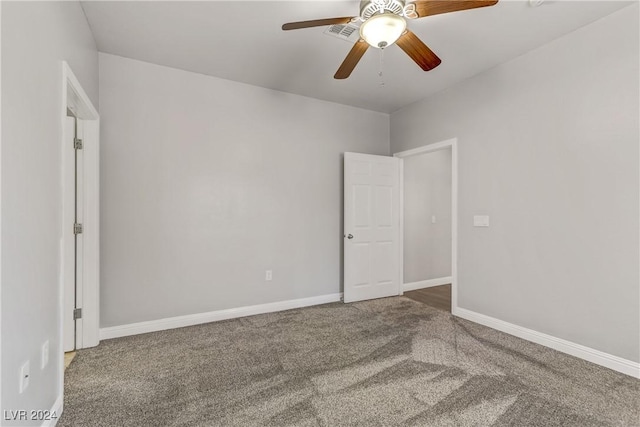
[60,62,100,383]
[395,139,458,313]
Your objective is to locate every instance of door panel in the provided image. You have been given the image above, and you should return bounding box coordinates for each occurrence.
[75,119,84,349]
[344,153,400,303]
[353,186,371,227]
[63,117,75,352]
[63,117,85,351]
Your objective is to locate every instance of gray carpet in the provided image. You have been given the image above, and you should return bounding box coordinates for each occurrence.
[60,297,639,426]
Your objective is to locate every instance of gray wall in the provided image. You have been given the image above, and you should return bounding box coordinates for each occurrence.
[99,53,390,327]
[1,1,98,420]
[391,5,639,362]
[403,149,452,283]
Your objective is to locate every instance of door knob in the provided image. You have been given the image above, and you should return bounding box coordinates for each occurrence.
[346,234,354,239]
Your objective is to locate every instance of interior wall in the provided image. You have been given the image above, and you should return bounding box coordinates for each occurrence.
[1,0,98,420]
[403,149,452,283]
[391,4,639,362]
[99,53,389,328]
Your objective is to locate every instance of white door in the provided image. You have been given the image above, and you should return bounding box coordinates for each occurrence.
[75,118,85,349]
[63,116,84,351]
[344,153,400,303]
[63,116,75,351]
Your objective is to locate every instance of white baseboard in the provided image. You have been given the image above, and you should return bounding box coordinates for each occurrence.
[453,307,640,379]
[100,293,343,340]
[42,394,63,427]
[403,276,452,292]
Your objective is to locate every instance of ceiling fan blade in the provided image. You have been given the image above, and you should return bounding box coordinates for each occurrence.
[334,40,369,79]
[410,0,498,18]
[282,17,354,31]
[396,30,441,71]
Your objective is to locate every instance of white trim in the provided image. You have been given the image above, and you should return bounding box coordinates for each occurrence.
[100,293,343,340]
[41,394,63,427]
[403,276,452,292]
[63,61,98,118]
[397,159,404,296]
[80,118,100,349]
[394,138,457,158]
[451,142,458,311]
[0,1,3,413]
[394,138,458,310]
[453,307,640,379]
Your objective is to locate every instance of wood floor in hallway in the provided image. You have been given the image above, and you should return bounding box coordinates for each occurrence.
[404,284,451,312]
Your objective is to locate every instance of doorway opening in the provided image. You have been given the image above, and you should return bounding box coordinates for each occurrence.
[60,62,100,388]
[395,139,458,313]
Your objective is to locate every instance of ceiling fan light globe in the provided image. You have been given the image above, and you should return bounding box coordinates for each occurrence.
[360,13,406,49]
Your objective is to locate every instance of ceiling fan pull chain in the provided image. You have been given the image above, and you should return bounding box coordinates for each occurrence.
[378,48,385,87]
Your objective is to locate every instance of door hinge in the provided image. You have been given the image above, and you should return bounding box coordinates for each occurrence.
[73,308,82,320]
[73,223,83,235]
[74,138,83,150]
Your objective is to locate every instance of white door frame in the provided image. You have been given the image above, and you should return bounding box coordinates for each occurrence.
[393,138,458,310]
[59,61,100,389]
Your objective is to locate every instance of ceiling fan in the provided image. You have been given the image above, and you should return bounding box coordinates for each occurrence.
[282,0,498,79]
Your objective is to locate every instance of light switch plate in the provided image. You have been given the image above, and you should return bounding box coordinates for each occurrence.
[473,215,490,227]
[41,340,49,369]
[19,360,30,393]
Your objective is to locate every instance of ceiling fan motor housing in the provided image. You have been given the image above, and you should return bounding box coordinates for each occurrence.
[359,0,408,49]
[360,0,406,20]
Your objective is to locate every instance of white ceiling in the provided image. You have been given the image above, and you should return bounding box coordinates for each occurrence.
[81,1,631,113]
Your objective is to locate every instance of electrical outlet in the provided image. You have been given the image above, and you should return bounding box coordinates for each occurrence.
[431,215,436,224]
[19,360,30,394]
[41,340,49,369]
[265,270,273,281]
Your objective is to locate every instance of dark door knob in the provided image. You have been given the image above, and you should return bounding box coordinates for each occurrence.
[346,234,353,239]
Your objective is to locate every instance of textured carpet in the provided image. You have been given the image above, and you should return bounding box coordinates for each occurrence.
[60,297,639,426]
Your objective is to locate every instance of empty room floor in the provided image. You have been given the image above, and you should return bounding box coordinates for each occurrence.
[405,284,452,312]
[59,297,639,426]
